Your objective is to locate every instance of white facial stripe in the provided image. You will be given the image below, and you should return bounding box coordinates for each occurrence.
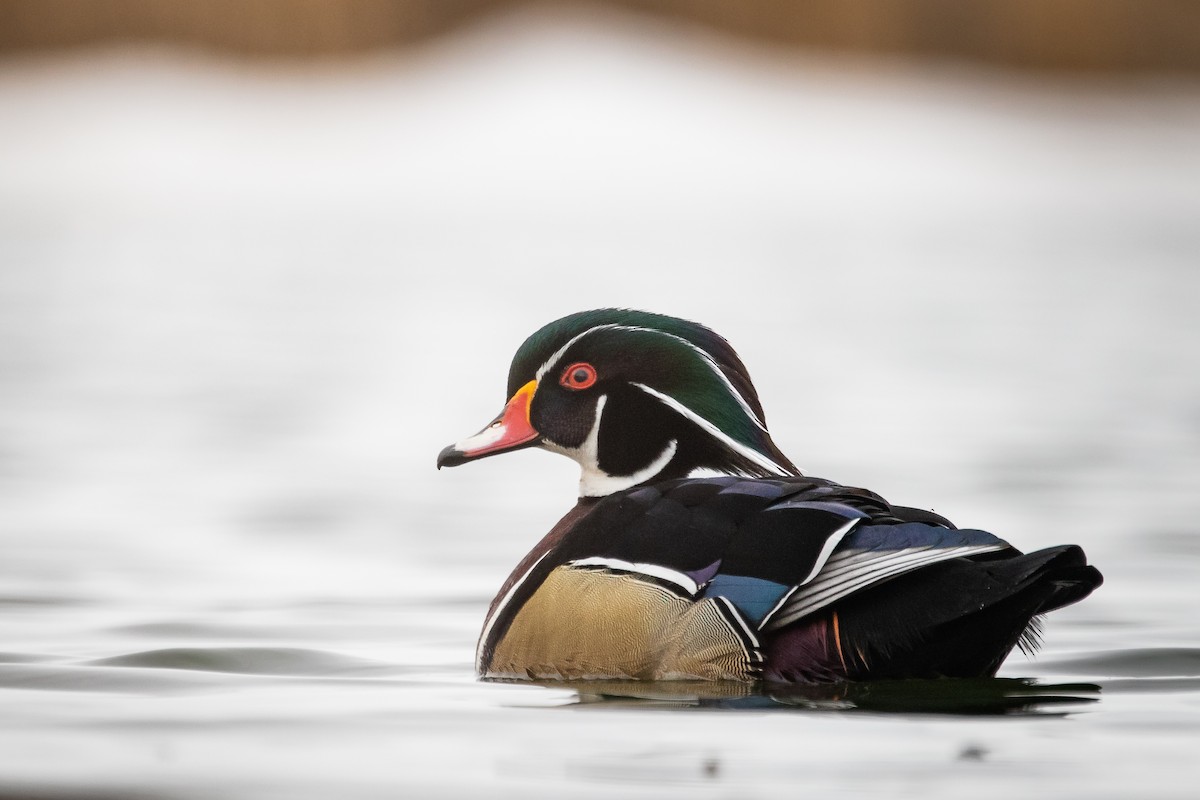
[534,323,767,433]
[534,324,621,384]
[633,382,791,477]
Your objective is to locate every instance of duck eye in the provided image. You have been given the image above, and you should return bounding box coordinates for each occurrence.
[559,362,597,391]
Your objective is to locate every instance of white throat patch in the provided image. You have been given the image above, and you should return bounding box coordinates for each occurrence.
[542,394,679,497]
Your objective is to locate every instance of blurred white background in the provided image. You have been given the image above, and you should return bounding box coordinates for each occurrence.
[3,7,1198,574]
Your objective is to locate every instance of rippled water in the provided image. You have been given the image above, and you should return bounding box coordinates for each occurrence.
[2,8,1199,799]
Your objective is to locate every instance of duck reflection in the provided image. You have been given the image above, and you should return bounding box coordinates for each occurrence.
[494,676,1100,716]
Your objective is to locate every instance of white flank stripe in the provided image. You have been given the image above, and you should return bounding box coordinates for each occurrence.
[713,596,761,649]
[475,550,552,673]
[568,557,699,596]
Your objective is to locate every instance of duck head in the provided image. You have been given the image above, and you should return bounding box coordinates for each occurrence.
[437,309,799,497]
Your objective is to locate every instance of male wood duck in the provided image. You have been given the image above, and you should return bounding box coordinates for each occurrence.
[437,309,1102,683]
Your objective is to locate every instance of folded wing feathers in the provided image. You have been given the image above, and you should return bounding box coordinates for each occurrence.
[562,479,1013,636]
[765,540,1009,631]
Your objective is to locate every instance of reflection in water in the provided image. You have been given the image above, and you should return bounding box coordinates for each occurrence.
[88,646,398,676]
[1035,647,1200,678]
[514,677,1100,715]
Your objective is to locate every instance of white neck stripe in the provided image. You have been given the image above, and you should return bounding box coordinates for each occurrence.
[541,392,680,496]
[633,382,792,477]
[578,439,677,497]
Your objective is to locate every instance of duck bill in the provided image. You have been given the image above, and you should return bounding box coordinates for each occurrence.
[437,380,539,469]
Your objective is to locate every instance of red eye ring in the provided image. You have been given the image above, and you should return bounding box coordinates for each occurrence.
[560,362,597,390]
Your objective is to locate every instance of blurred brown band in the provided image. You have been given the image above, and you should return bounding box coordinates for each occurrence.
[0,0,1198,73]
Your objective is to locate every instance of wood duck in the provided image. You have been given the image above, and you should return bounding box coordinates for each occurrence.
[437,309,1102,683]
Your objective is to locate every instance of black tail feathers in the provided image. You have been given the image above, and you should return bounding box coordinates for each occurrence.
[1026,544,1103,614]
[833,544,1102,680]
